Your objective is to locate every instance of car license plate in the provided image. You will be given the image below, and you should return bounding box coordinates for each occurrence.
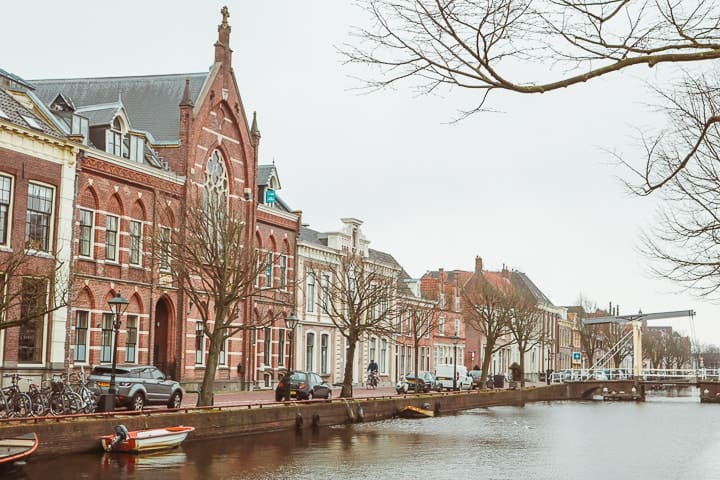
[98,381,110,387]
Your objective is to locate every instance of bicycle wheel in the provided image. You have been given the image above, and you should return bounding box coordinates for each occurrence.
[7,393,31,418]
[29,391,49,416]
[79,387,96,413]
[49,391,65,415]
[64,392,83,414]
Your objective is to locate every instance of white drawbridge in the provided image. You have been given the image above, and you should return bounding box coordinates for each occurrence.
[583,310,695,377]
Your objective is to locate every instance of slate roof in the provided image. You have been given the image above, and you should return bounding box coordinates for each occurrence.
[257,165,274,186]
[0,88,60,137]
[510,271,554,306]
[75,103,122,127]
[30,72,208,143]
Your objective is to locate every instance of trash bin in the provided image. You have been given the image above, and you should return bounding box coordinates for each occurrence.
[493,374,505,389]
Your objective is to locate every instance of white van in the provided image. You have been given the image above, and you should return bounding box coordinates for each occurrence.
[434,364,472,391]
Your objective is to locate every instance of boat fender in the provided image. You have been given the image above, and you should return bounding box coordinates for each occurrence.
[111,424,130,448]
[356,405,364,423]
[295,412,304,430]
[312,413,320,429]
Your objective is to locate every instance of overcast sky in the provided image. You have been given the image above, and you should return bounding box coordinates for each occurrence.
[3,1,715,344]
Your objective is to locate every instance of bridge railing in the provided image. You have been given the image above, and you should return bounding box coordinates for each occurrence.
[549,368,720,383]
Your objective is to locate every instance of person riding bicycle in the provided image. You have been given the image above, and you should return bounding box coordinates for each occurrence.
[367,360,378,374]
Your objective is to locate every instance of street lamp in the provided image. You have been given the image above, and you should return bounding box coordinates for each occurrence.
[451,335,460,391]
[285,313,299,371]
[104,292,129,411]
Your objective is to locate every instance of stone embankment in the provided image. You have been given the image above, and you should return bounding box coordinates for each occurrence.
[0,383,595,457]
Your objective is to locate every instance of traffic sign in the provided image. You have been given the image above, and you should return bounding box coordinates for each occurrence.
[572,351,582,362]
[265,188,276,203]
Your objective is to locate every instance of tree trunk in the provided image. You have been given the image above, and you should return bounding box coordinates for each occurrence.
[197,333,222,407]
[341,340,357,398]
[481,342,493,390]
[519,354,526,388]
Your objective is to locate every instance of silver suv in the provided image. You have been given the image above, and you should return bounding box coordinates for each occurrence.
[88,364,183,410]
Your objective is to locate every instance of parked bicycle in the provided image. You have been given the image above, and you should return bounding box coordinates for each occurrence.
[48,374,83,415]
[68,367,96,413]
[0,374,32,418]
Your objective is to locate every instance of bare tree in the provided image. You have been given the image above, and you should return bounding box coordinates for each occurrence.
[602,323,633,368]
[344,1,720,187]
[642,329,666,369]
[0,244,69,331]
[508,292,544,388]
[463,273,515,388]
[630,72,720,299]
[154,194,289,406]
[664,331,691,369]
[307,253,401,398]
[572,297,605,368]
[402,300,439,382]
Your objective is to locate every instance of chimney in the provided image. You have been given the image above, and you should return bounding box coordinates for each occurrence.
[475,256,483,273]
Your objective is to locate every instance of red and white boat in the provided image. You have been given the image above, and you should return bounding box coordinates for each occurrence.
[0,432,39,465]
[100,425,194,453]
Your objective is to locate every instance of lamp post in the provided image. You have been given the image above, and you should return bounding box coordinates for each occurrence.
[104,292,129,411]
[285,313,299,371]
[451,335,460,391]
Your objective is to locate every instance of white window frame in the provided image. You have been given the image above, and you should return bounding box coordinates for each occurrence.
[78,209,94,258]
[105,215,119,262]
[73,310,90,363]
[17,277,49,365]
[306,273,316,313]
[25,182,55,252]
[129,220,142,266]
[0,174,13,247]
[195,321,205,365]
[278,255,288,290]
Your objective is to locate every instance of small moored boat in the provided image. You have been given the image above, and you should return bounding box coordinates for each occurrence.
[0,432,39,465]
[399,404,435,419]
[100,425,194,453]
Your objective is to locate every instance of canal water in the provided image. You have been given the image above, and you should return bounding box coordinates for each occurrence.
[8,387,719,479]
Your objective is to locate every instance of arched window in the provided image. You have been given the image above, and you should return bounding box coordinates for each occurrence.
[305,332,315,371]
[204,150,228,210]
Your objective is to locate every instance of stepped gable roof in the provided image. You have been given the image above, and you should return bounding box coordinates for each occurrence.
[0,88,60,137]
[510,271,554,306]
[30,72,208,143]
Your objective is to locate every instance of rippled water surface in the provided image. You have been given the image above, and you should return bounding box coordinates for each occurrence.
[11,387,720,479]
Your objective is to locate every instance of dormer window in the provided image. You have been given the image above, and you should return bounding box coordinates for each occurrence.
[105,117,144,163]
[71,114,89,145]
[106,117,125,157]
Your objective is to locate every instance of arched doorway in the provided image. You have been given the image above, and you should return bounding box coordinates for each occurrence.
[154,298,171,374]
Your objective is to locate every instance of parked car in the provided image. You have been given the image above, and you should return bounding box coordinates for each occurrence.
[468,370,484,389]
[401,371,442,393]
[275,371,332,401]
[434,364,473,390]
[88,364,183,410]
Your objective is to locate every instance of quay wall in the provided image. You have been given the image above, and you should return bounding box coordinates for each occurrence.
[0,384,589,457]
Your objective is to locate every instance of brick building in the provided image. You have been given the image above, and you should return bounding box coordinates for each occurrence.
[2,9,299,388]
[0,70,78,376]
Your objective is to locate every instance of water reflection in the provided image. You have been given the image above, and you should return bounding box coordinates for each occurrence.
[14,388,720,480]
[101,451,188,475]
